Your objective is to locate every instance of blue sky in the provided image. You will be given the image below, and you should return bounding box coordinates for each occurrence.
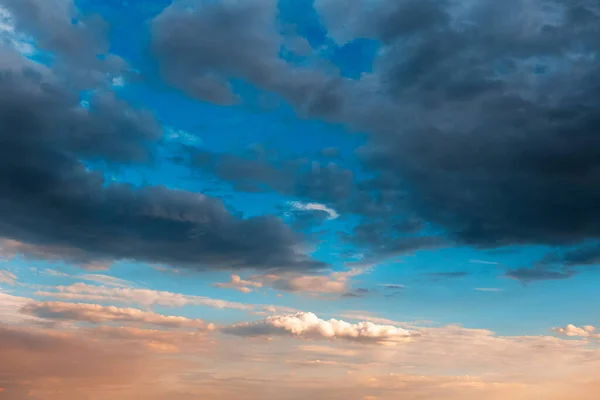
[1,0,600,399]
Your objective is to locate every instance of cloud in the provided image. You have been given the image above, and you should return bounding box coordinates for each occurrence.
[254,268,366,295]
[21,301,210,329]
[212,268,366,296]
[152,0,348,117]
[153,0,600,273]
[289,202,340,220]
[0,0,127,85]
[378,284,405,289]
[0,324,179,397]
[553,324,599,339]
[223,312,417,344]
[77,274,133,288]
[36,283,255,310]
[505,267,576,283]
[0,270,16,285]
[0,14,323,273]
[213,274,263,293]
[35,283,297,315]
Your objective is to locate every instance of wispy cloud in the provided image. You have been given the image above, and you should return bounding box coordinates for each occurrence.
[22,301,212,329]
[0,270,17,285]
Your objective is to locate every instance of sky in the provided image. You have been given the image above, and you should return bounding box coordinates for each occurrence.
[1,0,600,399]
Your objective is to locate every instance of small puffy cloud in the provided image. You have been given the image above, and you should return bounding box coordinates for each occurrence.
[0,270,17,285]
[223,312,418,344]
[21,301,210,329]
[553,324,598,339]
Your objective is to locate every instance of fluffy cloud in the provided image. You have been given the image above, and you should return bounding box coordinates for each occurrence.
[553,324,599,338]
[223,312,417,344]
[21,301,211,329]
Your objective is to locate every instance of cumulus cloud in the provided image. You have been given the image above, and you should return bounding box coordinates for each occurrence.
[223,312,417,344]
[553,324,599,339]
[21,301,210,329]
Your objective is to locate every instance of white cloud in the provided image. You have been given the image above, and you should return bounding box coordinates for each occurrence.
[553,324,598,338]
[111,76,125,87]
[21,301,211,329]
[223,312,418,344]
[165,127,203,147]
[289,201,339,220]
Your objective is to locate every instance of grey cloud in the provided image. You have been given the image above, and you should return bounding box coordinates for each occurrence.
[320,0,600,259]
[151,0,348,117]
[504,267,576,283]
[187,147,355,205]
[0,50,322,272]
[0,0,127,85]
[152,0,600,275]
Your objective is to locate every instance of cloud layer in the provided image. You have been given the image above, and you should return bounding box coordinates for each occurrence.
[21,301,210,329]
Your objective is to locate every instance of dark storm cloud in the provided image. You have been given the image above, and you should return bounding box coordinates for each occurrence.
[0,48,322,271]
[321,0,600,252]
[152,0,600,273]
